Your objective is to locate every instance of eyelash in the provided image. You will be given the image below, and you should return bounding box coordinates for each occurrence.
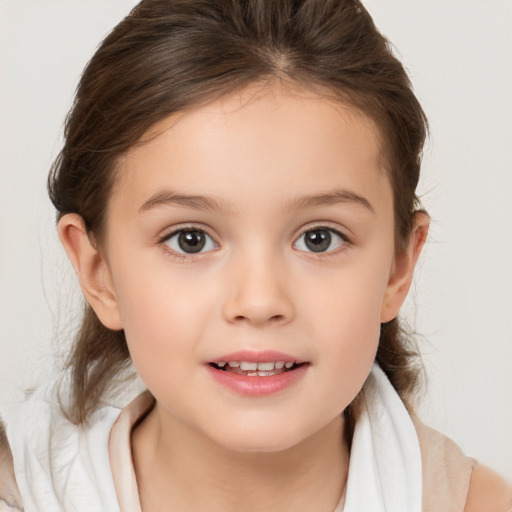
[157,225,351,260]
[157,226,218,261]
[293,226,350,255]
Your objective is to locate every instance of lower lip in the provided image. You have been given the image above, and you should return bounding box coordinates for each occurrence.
[206,364,309,396]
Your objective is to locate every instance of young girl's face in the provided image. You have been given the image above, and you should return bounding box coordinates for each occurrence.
[87,84,414,452]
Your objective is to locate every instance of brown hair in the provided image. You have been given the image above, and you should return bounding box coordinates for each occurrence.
[49,0,427,425]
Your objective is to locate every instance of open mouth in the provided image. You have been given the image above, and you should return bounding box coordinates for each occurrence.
[208,360,305,377]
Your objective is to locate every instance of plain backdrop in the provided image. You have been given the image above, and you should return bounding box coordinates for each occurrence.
[1,0,511,478]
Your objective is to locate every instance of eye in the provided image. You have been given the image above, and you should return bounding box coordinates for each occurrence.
[162,229,217,254]
[294,228,347,253]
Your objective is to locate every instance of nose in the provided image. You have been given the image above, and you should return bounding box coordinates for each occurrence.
[222,250,295,327]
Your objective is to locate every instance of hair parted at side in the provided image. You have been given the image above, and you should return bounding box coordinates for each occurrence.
[48,0,428,425]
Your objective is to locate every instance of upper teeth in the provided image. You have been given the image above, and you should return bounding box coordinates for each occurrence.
[218,361,295,370]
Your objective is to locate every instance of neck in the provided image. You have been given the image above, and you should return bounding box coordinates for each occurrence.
[132,404,349,512]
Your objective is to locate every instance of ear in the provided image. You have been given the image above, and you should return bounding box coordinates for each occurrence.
[380,212,430,323]
[58,213,123,330]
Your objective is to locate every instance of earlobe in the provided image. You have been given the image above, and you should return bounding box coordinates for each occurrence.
[57,214,123,330]
[380,212,430,323]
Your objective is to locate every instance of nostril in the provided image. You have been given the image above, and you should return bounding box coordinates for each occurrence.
[233,313,285,323]
[224,294,294,326]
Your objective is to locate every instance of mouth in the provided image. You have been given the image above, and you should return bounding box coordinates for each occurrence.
[206,351,309,395]
[208,360,305,377]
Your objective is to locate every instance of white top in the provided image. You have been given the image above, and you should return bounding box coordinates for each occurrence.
[2,364,425,511]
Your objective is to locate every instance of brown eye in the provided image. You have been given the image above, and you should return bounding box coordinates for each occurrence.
[304,229,331,252]
[164,229,217,254]
[294,228,346,253]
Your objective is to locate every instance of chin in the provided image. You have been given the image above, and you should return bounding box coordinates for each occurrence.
[220,435,304,454]
[205,418,319,454]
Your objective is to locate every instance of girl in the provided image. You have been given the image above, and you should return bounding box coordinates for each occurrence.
[1,0,510,510]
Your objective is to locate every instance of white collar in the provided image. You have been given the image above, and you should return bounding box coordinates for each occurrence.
[343,364,423,511]
[110,364,422,512]
[7,364,422,511]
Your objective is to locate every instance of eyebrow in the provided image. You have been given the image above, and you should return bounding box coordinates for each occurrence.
[138,188,375,215]
[286,189,375,215]
[138,190,234,214]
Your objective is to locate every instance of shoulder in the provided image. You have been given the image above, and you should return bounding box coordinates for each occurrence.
[0,376,125,512]
[464,463,512,512]
[411,414,512,511]
[0,419,23,511]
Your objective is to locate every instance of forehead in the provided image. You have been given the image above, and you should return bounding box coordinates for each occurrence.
[112,83,390,216]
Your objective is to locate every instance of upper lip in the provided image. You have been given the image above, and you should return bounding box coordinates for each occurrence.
[208,350,306,364]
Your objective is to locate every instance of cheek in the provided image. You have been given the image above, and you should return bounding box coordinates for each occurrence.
[321,297,381,387]
[328,306,381,382]
[297,257,390,404]
[301,251,391,337]
[110,262,215,378]
[305,309,380,427]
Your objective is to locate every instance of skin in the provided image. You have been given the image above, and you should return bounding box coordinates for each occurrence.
[464,465,512,511]
[59,83,431,511]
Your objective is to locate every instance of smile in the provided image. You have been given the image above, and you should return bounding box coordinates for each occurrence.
[209,360,302,377]
[206,351,309,396]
